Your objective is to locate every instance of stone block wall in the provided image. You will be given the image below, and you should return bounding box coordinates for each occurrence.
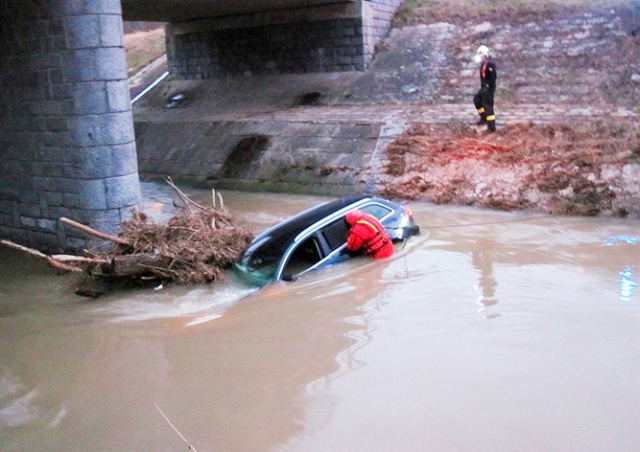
[135,119,381,196]
[0,0,140,252]
[166,0,404,79]
[362,0,404,62]
[168,18,366,78]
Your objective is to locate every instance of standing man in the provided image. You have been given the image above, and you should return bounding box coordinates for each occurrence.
[473,45,497,133]
[345,210,394,259]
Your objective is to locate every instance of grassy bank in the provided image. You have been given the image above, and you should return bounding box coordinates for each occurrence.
[393,0,634,26]
[124,27,166,77]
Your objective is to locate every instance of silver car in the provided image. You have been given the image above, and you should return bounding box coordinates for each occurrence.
[234,195,420,286]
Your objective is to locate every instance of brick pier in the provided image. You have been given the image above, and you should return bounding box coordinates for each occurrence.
[0,0,140,251]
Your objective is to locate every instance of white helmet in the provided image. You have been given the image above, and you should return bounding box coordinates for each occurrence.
[477,45,490,57]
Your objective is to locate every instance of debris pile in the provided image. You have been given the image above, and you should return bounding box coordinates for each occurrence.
[378,121,640,216]
[1,180,254,291]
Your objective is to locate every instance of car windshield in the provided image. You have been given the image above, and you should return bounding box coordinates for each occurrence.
[236,234,291,281]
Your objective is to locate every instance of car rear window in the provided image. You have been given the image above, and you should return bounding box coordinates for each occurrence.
[361,204,392,221]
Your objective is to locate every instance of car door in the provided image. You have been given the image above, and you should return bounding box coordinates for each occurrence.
[278,234,324,280]
[277,215,350,280]
[291,217,352,277]
[276,202,396,280]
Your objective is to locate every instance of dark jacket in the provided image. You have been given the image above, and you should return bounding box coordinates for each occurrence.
[479,57,497,93]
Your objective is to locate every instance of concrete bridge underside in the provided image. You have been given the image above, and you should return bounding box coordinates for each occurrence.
[0,0,403,252]
[121,0,353,22]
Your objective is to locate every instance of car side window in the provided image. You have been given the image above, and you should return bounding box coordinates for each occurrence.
[321,218,350,251]
[282,236,323,276]
[361,204,392,221]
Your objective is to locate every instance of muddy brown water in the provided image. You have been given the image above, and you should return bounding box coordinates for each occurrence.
[1,183,639,451]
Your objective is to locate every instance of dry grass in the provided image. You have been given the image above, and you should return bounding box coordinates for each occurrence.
[379,120,640,215]
[393,0,635,26]
[124,27,166,76]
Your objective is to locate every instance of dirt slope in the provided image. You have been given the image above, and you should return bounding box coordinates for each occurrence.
[366,3,640,217]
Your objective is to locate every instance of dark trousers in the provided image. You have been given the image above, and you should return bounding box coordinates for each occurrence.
[474,87,496,131]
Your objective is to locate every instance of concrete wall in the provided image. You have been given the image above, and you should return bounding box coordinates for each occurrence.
[166,0,403,79]
[0,0,140,252]
[362,0,403,59]
[135,119,382,196]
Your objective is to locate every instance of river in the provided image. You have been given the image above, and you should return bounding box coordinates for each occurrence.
[1,183,638,451]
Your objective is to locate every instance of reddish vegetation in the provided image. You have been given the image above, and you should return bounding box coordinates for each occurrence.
[378,121,639,216]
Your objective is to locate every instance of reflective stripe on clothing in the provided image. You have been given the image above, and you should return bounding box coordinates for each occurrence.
[346,214,394,259]
[355,219,393,258]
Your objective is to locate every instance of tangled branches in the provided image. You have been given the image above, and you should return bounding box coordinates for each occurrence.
[2,179,254,291]
[99,179,254,284]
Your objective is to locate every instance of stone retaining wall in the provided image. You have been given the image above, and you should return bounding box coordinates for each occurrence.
[166,0,403,79]
[135,120,381,195]
[362,0,403,60]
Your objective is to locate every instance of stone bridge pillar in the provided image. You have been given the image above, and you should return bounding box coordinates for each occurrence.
[0,0,140,251]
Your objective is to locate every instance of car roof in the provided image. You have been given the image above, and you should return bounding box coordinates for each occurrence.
[253,194,371,246]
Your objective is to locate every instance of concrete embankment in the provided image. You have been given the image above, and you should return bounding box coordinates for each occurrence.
[135,114,383,196]
[132,6,639,207]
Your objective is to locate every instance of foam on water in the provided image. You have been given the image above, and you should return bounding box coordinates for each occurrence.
[87,282,258,323]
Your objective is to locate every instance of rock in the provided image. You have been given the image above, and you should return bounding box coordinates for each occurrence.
[567,47,586,57]
[402,85,420,95]
[473,22,493,34]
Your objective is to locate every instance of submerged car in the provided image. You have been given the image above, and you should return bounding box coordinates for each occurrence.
[234,195,420,286]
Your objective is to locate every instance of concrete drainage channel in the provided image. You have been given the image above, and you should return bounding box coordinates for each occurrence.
[134,118,386,196]
[130,74,385,195]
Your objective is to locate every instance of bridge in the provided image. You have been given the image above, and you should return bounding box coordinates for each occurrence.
[0,0,403,251]
[121,0,353,22]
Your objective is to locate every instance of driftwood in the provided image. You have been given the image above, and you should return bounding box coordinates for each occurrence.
[51,254,110,265]
[46,259,84,273]
[1,239,84,273]
[109,253,172,277]
[60,217,131,245]
[0,181,255,294]
[165,177,206,212]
